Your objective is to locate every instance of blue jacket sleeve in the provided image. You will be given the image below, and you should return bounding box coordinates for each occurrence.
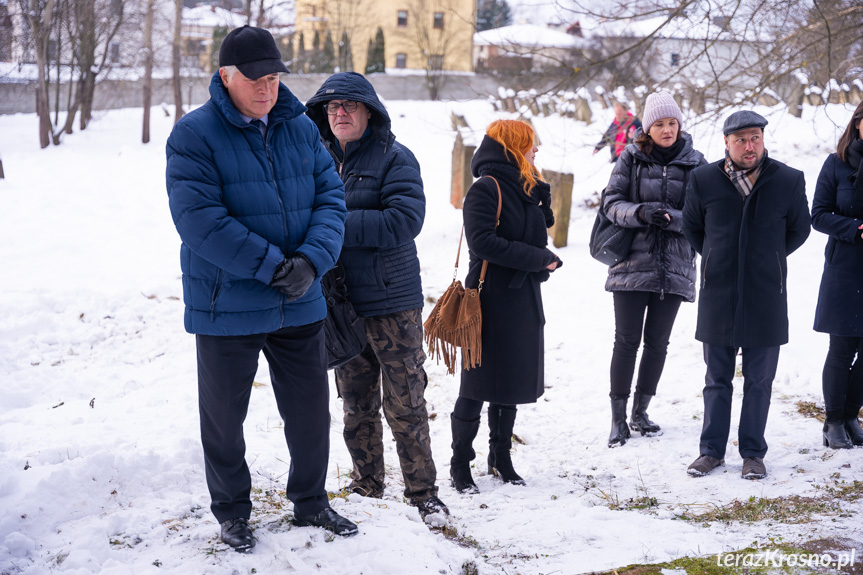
[342,145,425,249]
[166,121,284,284]
[296,124,347,278]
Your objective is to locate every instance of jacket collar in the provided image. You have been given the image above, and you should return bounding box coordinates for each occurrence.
[209,71,306,129]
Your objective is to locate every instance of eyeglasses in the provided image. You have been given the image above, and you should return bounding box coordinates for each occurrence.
[325,101,359,115]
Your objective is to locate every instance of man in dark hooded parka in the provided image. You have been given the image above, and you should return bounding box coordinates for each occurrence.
[306,72,448,521]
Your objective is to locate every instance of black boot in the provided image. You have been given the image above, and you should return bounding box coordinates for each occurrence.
[823,421,853,449]
[844,405,863,446]
[629,392,662,436]
[450,414,480,494]
[608,397,631,448]
[487,405,525,485]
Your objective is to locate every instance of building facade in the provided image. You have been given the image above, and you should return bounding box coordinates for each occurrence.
[294,0,475,74]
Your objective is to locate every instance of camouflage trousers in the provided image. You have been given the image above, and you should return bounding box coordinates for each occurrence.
[334,308,438,501]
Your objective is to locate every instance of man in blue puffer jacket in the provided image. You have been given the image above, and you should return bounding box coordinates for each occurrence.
[305,72,448,521]
[166,26,355,551]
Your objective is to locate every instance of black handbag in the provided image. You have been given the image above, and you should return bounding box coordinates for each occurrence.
[321,261,366,369]
[589,162,641,266]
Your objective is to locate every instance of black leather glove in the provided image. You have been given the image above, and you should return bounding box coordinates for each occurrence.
[271,255,317,302]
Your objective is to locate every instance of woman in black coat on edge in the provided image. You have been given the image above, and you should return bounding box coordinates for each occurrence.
[812,100,863,449]
[449,119,562,494]
[602,91,706,448]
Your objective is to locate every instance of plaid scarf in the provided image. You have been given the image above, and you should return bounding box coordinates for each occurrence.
[724,150,767,197]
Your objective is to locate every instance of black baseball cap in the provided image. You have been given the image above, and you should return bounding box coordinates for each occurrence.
[219,25,289,80]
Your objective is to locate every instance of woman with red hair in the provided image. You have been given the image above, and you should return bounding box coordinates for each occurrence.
[449,119,562,494]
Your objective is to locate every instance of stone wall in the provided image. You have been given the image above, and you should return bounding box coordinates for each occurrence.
[0,73,567,115]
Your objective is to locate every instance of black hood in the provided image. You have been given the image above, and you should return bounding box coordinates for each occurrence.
[471,134,520,178]
[305,72,391,143]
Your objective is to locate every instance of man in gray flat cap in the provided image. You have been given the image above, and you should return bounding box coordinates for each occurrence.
[682,110,811,480]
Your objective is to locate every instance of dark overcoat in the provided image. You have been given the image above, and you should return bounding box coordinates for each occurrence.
[305,72,425,317]
[458,136,558,404]
[682,155,811,347]
[812,153,863,336]
[603,133,706,302]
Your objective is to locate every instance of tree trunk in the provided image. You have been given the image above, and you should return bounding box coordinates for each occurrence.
[77,0,96,130]
[142,0,155,143]
[28,0,57,148]
[172,0,184,122]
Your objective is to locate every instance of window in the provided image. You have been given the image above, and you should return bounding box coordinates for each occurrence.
[47,39,57,62]
[397,10,408,27]
[433,12,444,29]
[109,42,120,64]
[395,53,407,69]
[428,54,443,70]
[670,52,680,67]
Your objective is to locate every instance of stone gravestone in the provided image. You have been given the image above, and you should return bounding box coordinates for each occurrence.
[543,169,573,249]
[787,81,806,118]
[451,131,476,209]
[574,96,592,123]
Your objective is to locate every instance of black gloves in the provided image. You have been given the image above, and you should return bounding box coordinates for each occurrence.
[638,206,672,229]
[271,254,317,302]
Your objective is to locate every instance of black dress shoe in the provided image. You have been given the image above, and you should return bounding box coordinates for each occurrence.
[293,507,358,537]
[220,518,255,552]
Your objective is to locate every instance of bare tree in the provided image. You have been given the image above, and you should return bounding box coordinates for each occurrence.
[142,0,155,143]
[399,0,473,100]
[171,0,183,122]
[485,0,858,117]
[21,0,58,148]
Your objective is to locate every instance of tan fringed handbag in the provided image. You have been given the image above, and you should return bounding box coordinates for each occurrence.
[424,176,502,375]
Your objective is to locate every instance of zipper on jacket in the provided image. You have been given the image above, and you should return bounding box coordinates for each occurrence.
[658,165,668,299]
[209,269,223,322]
[775,252,784,294]
[261,126,291,255]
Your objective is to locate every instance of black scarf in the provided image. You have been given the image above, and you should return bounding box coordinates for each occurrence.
[649,138,685,165]
[848,138,863,205]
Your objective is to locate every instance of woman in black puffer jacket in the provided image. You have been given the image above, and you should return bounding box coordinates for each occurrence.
[602,91,707,448]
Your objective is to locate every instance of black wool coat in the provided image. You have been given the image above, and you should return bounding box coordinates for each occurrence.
[812,153,863,336]
[459,136,558,405]
[603,133,706,302]
[682,156,811,347]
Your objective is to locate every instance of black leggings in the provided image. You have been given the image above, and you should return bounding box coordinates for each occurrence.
[610,290,683,399]
[822,334,863,421]
[453,397,515,421]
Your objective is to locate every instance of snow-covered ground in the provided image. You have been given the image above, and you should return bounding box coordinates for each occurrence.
[0,95,860,575]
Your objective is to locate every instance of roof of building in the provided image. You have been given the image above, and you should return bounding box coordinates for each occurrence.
[473,24,587,49]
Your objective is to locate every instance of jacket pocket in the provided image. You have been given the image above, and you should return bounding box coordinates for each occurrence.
[700,248,712,289]
[209,269,223,321]
[398,348,428,408]
[343,249,386,290]
[775,252,784,294]
[825,237,837,265]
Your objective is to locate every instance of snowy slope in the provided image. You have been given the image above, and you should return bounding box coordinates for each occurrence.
[0,98,860,575]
